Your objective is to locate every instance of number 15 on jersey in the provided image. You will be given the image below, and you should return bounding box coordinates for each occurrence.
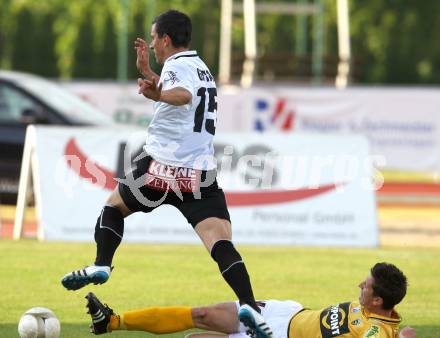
[193,86,217,135]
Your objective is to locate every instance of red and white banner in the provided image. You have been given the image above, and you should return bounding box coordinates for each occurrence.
[63,83,440,172]
[16,126,377,246]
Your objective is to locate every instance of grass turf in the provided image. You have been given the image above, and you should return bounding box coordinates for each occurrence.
[1,240,439,337]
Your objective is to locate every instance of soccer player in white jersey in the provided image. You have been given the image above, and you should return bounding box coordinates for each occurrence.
[61,9,273,338]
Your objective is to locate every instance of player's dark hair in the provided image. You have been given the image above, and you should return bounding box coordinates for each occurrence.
[371,262,407,310]
[153,10,192,48]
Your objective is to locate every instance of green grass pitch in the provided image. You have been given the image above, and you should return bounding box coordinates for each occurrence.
[1,240,439,337]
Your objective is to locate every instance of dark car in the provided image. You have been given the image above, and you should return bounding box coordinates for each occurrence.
[0,71,114,204]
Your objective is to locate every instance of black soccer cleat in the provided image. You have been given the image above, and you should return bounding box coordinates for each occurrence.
[85,292,114,335]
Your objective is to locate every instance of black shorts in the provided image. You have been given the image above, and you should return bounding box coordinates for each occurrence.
[118,153,231,228]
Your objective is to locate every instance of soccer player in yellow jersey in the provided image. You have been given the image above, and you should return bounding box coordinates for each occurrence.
[85,262,416,338]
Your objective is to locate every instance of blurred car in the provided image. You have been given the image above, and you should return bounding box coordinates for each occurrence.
[0,70,114,204]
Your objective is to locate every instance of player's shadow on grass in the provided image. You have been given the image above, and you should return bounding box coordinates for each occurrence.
[5,324,439,338]
[2,323,199,338]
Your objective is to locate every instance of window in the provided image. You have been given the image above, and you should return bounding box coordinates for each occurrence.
[0,83,44,123]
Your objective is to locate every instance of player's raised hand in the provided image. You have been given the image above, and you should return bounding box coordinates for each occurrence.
[138,77,163,102]
[134,38,151,76]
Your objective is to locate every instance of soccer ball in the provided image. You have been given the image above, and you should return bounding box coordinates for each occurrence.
[18,307,60,338]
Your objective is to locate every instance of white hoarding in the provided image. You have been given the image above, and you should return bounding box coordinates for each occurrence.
[63,83,440,172]
[19,126,377,246]
[245,88,440,172]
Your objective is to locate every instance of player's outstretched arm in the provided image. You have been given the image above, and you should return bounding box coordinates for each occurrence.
[134,38,159,81]
[399,326,416,338]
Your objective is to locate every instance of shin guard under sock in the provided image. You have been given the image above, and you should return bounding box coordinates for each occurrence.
[211,240,259,312]
[94,206,124,266]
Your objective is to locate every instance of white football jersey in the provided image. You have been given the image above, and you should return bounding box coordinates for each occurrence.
[144,50,217,170]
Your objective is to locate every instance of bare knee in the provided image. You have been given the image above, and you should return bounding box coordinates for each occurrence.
[105,186,132,217]
[192,306,210,327]
[185,334,226,338]
[192,303,238,334]
[195,218,232,252]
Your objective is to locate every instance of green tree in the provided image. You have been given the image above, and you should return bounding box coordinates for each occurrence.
[1,0,440,84]
[72,10,95,78]
[96,14,118,79]
[350,0,440,84]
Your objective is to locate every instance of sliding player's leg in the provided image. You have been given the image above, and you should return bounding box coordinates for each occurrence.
[85,292,238,336]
